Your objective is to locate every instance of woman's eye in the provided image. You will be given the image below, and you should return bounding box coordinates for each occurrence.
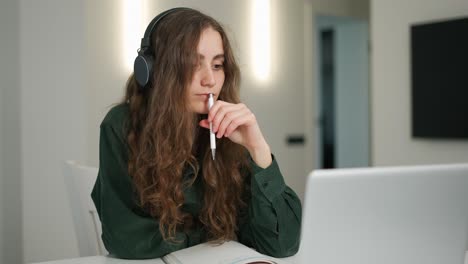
[213,63,224,70]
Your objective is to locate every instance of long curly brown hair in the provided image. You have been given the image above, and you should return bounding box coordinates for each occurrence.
[122,8,249,243]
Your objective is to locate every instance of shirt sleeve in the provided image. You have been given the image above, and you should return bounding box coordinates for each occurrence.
[237,155,302,258]
[91,124,188,259]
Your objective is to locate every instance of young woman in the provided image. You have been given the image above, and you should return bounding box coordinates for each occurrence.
[91,7,301,259]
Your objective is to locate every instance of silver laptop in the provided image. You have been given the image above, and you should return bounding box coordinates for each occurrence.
[298,163,468,264]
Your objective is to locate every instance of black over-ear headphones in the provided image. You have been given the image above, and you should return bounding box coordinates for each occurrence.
[134,7,192,89]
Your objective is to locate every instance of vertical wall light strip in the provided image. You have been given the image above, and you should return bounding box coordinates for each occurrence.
[252,0,271,82]
[123,0,143,73]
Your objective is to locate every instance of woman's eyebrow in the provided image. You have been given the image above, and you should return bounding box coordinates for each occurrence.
[198,53,225,60]
[213,54,225,60]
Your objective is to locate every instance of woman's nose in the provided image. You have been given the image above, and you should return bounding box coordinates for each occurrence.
[201,67,216,87]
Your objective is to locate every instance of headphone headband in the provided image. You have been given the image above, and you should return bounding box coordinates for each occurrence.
[140,7,190,48]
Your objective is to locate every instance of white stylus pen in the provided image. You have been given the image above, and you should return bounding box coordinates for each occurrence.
[208,93,216,160]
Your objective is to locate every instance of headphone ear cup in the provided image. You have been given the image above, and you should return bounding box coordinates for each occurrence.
[134,53,154,88]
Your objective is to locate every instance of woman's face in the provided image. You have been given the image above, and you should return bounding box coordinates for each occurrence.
[186,27,225,114]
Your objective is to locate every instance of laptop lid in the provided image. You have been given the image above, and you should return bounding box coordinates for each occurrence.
[298,163,468,264]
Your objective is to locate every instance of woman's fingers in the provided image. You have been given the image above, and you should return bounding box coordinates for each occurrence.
[207,100,226,122]
[210,102,238,131]
[225,110,255,137]
[203,101,257,141]
[216,108,247,138]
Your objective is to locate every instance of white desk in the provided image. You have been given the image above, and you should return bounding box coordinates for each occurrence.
[31,253,468,264]
[32,256,165,264]
[32,255,296,264]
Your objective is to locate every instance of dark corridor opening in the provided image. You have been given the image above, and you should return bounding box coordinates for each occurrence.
[320,29,335,169]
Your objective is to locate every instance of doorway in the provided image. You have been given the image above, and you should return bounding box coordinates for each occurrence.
[314,15,370,169]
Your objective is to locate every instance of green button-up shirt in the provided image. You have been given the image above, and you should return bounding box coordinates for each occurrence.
[91,104,302,259]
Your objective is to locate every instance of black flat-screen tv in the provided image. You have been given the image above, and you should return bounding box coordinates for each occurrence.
[411,17,468,138]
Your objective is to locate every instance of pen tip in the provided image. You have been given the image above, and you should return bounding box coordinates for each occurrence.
[211,150,215,160]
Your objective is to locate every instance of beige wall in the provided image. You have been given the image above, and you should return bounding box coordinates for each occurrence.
[20,0,87,262]
[0,45,3,264]
[371,0,468,166]
[311,0,369,19]
[0,41,3,263]
[0,0,21,263]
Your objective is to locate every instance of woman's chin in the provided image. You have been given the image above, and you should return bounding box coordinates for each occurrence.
[188,105,209,114]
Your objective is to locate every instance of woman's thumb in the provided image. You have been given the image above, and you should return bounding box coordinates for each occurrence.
[199,119,210,129]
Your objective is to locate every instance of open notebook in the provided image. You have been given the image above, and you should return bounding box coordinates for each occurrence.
[162,241,294,264]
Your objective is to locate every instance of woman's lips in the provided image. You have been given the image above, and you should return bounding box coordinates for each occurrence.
[196,93,215,99]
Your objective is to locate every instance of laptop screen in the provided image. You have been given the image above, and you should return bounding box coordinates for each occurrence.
[298,163,468,264]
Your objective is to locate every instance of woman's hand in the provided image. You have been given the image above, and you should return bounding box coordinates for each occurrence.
[199,101,272,168]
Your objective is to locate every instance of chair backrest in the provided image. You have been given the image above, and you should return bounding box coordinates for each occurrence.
[63,160,106,256]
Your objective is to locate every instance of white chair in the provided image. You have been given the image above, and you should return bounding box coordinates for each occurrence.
[63,160,107,256]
